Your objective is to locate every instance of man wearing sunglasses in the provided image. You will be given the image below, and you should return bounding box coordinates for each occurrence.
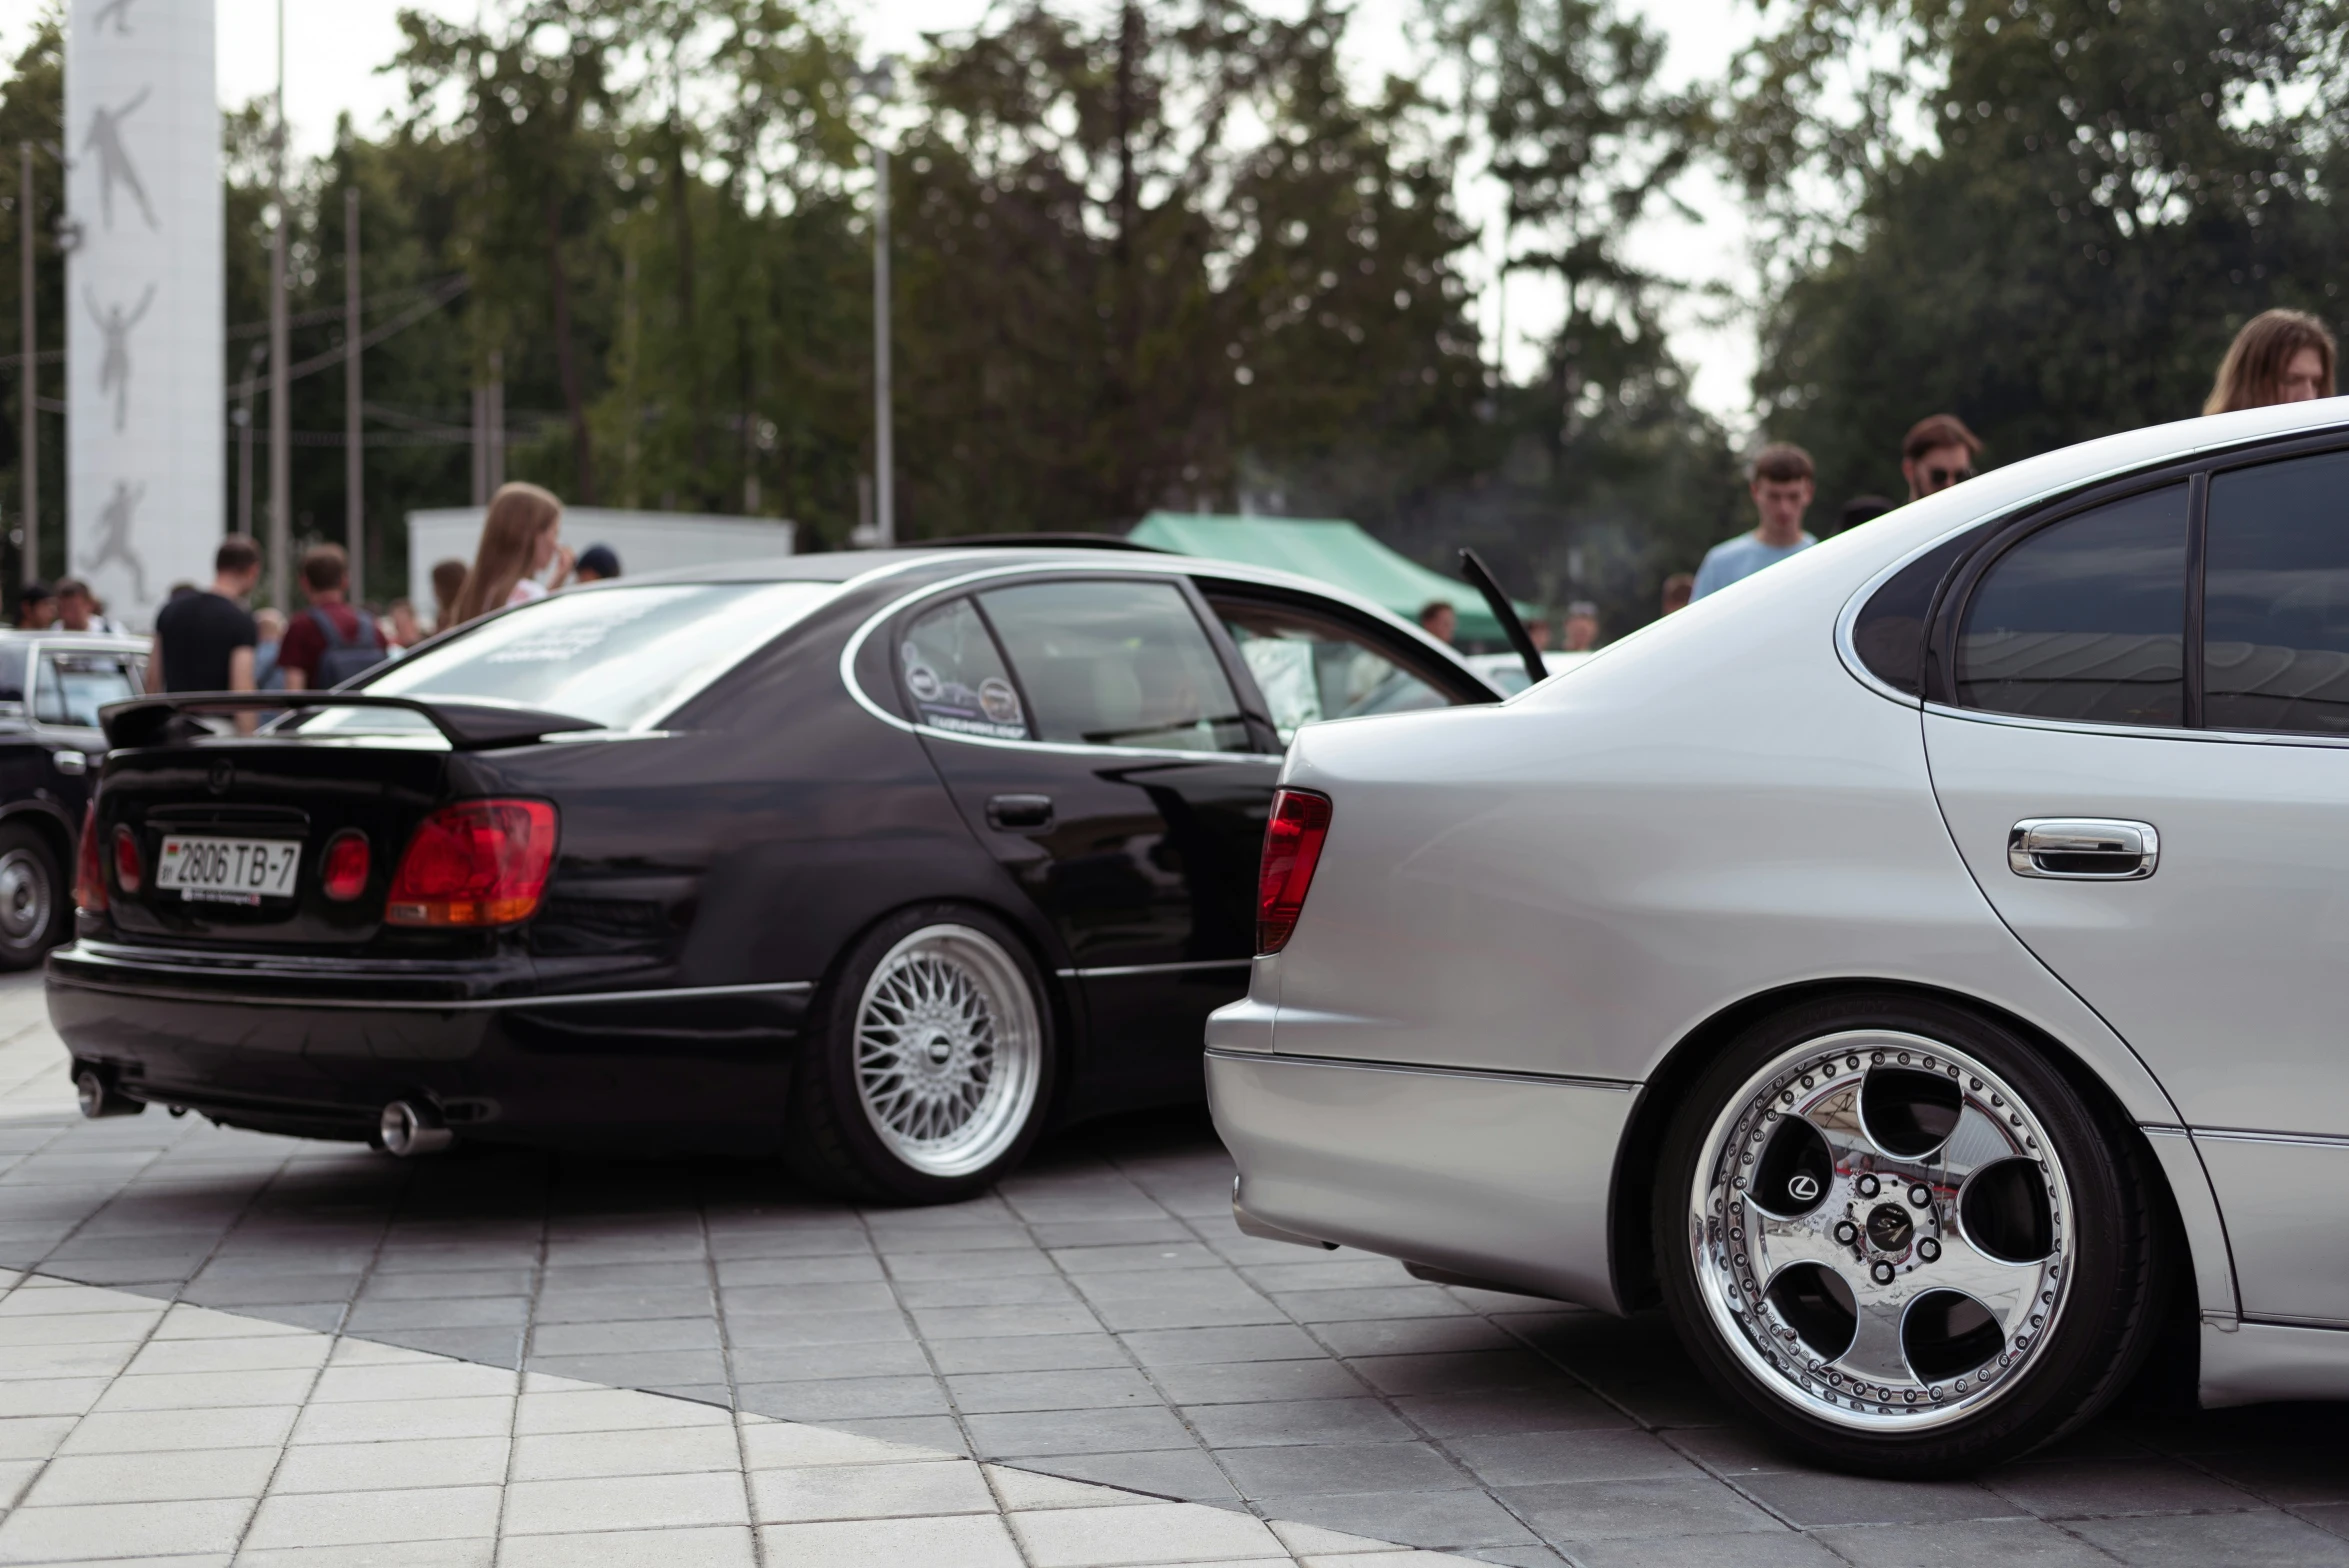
[1902,413,1983,500]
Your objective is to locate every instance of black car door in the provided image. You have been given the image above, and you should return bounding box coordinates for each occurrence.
[895,573,1283,1112]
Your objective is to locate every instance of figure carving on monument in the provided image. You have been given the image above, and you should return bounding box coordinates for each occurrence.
[87,284,154,432]
[82,87,158,230]
[91,0,140,36]
[84,481,151,604]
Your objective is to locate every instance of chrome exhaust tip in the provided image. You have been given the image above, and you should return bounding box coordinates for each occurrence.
[74,1068,144,1119]
[379,1100,453,1157]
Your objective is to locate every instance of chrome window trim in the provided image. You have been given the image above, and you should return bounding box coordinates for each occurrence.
[1204,1043,1638,1093]
[1834,419,2349,710]
[1920,699,2349,753]
[834,555,1471,765]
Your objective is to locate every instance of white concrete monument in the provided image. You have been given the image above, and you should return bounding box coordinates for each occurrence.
[65,0,222,629]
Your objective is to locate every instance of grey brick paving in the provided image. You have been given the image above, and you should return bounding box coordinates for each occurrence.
[2,975,2347,1563]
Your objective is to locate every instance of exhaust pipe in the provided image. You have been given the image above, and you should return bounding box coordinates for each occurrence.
[74,1067,145,1119]
[379,1099,453,1157]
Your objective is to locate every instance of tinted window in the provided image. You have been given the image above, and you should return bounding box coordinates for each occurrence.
[2204,450,2349,735]
[979,579,1251,753]
[1956,484,2188,727]
[35,648,142,728]
[0,643,27,706]
[1211,598,1447,742]
[303,581,837,734]
[899,598,1028,740]
[1853,527,1983,696]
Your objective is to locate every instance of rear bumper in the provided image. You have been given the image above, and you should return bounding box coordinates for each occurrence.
[1204,1044,1640,1313]
[46,942,815,1152]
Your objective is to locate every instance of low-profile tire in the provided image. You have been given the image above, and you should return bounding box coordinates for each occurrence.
[1651,992,2169,1476]
[0,823,66,971]
[785,904,1056,1205]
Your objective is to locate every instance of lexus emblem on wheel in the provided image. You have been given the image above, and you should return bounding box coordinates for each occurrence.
[1787,1173,1820,1202]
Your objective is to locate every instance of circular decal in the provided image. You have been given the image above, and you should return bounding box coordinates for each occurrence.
[978,676,1023,725]
[904,659,942,702]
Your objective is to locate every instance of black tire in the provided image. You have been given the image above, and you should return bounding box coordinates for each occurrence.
[1651,992,2169,1476]
[785,903,1057,1205]
[0,823,67,971]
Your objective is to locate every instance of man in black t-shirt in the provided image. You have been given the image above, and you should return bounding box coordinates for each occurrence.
[151,538,264,710]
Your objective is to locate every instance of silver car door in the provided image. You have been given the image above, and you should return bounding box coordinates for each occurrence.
[1921,453,2349,1327]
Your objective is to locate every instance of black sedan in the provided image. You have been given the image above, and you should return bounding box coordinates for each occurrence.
[49,543,1497,1201]
[0,631,147,969]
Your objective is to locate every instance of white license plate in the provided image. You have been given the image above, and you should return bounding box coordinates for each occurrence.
[155,835,303,904]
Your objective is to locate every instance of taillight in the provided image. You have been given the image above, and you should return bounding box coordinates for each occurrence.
[1257,788,1332,955]
[111,825,141,895]
[75,802,106,914]
[386,800,557,927]
[320,831,371,902]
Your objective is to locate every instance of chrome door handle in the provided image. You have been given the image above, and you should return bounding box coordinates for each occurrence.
[2008,818,2158,880]
[52,750,86,776]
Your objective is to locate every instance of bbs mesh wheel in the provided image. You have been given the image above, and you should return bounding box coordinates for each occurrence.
[1654,993,2169,1475]
[787,904,1056,1204]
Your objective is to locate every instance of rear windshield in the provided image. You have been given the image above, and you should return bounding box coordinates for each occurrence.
[297,581,839,736]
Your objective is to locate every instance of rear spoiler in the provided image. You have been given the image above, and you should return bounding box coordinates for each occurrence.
[99,692,602,752]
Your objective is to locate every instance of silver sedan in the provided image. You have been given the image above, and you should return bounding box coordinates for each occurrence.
[1207,396,2349,1475]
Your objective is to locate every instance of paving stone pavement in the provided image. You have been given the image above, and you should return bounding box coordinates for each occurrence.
[4,971,2347,1566]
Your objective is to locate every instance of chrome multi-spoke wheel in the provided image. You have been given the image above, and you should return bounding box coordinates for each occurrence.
[850,924,1043,1179]
[0,828,60,969]
[1657,997,2168,1475]
[1690,1030,2072,1430]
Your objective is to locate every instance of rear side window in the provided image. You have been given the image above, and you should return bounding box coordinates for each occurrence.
[1852,528,1983,696]
[1956,485,2188,728]
[0,644,27,708]
[898,598,1029,740]
[1211,598,1447,742]
[979,579,1251,753]
[2203,450,2349,736]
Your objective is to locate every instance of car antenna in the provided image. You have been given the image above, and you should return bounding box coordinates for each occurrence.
[1458,548,1546,690]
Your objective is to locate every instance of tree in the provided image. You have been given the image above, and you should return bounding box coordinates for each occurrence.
[0,11,64,595]
[1729,0,2349,510]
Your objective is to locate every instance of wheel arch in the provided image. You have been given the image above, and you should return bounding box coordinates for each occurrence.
[1606,976,2192,1318]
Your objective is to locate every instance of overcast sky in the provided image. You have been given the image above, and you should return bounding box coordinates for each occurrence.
[14,0,1763,427]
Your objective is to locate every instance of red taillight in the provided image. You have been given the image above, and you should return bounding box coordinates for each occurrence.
[75,802,106,914]
[111,825,141,895]
[320,831,371,902]
[1256,788,1332,955]
[386,800,557,927]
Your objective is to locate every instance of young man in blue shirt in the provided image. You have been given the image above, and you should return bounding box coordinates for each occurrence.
[1691,443,1816,601]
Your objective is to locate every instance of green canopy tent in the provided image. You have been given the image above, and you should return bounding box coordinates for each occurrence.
[1126,513,1533,645]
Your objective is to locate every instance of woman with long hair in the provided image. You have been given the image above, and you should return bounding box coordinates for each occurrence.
[448,482,572,627]
[2204,309,2337,414]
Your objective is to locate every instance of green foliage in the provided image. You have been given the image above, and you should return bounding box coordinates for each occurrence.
[1732,0,2349,511]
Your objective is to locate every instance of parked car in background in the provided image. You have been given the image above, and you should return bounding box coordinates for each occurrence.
[48,543,1495,1202]
[0,632,146,969]
[1209,398,2349,1474]
[1462,650,1590,693]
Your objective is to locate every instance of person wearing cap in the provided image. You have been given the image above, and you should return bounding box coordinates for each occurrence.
[573,544,621,584]
[1562,601,1601,653]
[16,584,54,631]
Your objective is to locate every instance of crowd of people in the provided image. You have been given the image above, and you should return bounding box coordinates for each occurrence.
[1674,307,2339,620]
[1404,306,2339,654]
[55,479,620,704]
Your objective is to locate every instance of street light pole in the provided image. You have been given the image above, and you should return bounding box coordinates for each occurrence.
[267,0,291,607]
[344,187,362,602]
[872,139,892,548]
[18,141,36,589]
[864,56,895,550]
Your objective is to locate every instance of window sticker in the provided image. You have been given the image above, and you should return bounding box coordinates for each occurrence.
[899,599,1028,740]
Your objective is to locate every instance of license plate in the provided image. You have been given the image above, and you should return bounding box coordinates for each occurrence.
[155,835,303,905]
